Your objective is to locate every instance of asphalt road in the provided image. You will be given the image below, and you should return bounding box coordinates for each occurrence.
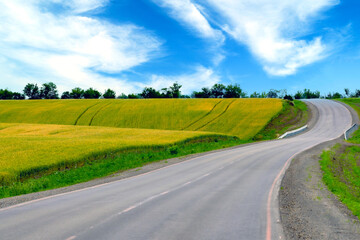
[0,99,352,240]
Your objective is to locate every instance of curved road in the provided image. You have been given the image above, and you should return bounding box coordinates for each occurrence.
[0,99,352,240]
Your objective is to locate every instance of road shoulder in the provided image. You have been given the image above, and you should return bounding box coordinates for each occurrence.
[279,138,360,239]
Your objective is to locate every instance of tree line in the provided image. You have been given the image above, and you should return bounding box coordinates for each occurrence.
[0,82,359,100]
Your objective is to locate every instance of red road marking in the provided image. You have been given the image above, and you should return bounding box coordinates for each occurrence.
[266,136,340,240]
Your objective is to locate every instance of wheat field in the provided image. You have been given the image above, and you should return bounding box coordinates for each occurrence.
[0,98,282,138]
[0,98,283,184]
[0,123,219,183]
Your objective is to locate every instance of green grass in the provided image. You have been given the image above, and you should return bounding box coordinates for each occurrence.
[0,99,283,139]
[320,98,360,219]
[253,100,308,140]
[339,98,360,144]
[339,98,360,117]
[320,144,360,218]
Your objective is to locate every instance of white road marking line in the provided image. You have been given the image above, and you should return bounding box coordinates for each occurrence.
[65,236,76,240]
[117,171,214,216]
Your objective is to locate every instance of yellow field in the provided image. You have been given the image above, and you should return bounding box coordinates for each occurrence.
[0,123,217,183]
[0,98,283,184]
[0,98,282,139]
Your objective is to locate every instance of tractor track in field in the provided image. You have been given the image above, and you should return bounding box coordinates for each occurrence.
[88,103,113,126]
[181,100,224,130]
[195,99,236,131]
[74,103,101,125]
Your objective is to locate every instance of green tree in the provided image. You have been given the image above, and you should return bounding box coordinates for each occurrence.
[70,87,84,99]
[224,84,243,98]
[23,83,41,99]
[283,95,294,101]
[267,89,279,98]
[326,92,342,99]
[161,88,172,98]
[303,89,320,99]
[83,88,101,99]
[169,82,182,98]
[260,92,267,98]
[128,93,140,99]
[117,93,128,99]
[294,91,302,99]
[250,92,260,98]
[0,89,13,99]
[103,89,116,99]
[332,92,342,99]
[12,92,25,100]
[192,87,211,98]
[61,91,71,99]
[141,87,161,98]
[344,88,350,98]
[40,82,59,99]
[211,84,226,98]
[355,89,360,97]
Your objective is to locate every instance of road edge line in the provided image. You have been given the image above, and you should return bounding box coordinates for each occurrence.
[266,134,347,240]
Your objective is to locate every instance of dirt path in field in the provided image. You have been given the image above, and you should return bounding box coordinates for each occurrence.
[195,99,236,130]
[88,102,112,126]
[74,102,101,125]
[279,101,360,239]
[182,99,223,130]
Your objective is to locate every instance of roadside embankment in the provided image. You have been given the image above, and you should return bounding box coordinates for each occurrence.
[280,99,360,239]
[280,138,360,239]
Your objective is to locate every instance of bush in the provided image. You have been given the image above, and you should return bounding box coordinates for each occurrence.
[169,146,179,155]
[283,95,293,101]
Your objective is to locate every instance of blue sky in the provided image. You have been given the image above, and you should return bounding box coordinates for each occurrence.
[0,0,359,96]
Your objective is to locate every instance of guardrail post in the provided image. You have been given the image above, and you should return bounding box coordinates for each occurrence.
[344,124,359,140]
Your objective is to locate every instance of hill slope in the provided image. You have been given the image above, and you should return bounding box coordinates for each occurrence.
[0,99,283,139]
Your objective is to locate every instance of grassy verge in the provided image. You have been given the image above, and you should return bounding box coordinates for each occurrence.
[253,100,308,140]
[0,136,247,199]
[320,144,360,218]
[320,98,360,219]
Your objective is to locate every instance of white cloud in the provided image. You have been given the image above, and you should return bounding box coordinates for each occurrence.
[155,0,339,76]
[152,0,224,43]
[203,0,339,76]
[0,0,161,94]
[59,0,109,13]
[144,66,220,95]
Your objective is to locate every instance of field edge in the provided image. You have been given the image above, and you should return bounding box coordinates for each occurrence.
[0,134,247,199]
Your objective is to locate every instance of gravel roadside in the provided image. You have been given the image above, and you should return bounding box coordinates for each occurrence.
[279,101,360,239]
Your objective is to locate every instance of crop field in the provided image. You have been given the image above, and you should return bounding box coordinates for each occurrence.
[0,98,283,139]
[0,98,285,194]
[0,123,219,184]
